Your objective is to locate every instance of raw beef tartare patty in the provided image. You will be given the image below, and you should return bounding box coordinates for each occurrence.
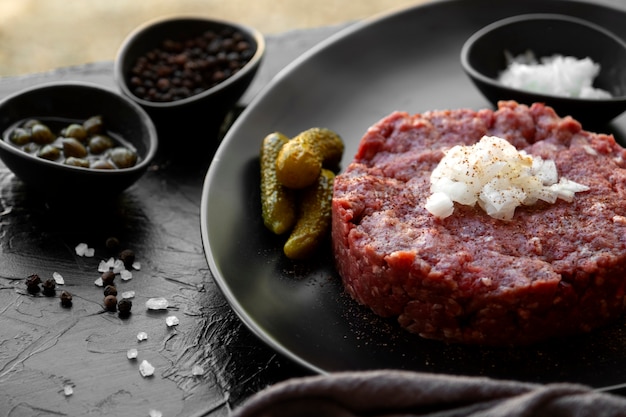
[332,101,626,345]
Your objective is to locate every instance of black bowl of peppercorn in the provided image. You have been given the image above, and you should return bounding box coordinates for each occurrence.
[114,16,265,153]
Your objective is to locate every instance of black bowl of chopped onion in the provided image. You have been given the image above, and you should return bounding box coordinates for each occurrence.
[114,16,265,152]
[460,13,626,127]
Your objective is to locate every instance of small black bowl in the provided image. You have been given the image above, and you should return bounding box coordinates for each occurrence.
[114,16,265,150]
[460,13,626,126]
[0,81,158,199]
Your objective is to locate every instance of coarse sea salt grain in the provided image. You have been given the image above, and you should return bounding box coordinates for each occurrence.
[192,365,205,376]
[98,258,114,273]
[127,348,138,359]
[137,331,148,341]
[139,360,155,377]
[121,290,136,299]
[98,264,107,273]
[120,270,133,281]
[149,410,163,417]
[146,297,169,310]
[165,316,180,327]
[75,243,89,256]
[132,261,141,270]
[94,277,104,287]
[52,272,64,285]
[112,259,125,274]
[63,385,74,396]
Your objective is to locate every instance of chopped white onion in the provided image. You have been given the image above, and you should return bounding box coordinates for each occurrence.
[499,51,611,99]
[426,135,589,220]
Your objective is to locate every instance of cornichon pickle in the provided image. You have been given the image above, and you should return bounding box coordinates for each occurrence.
[275,127,343,189]
[283,168,335,260]
[310,127,344,169]
[260,132,297,235]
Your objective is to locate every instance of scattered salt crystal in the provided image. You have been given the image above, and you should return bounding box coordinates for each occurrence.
[149,410,163,417]
[127,348,138,359]
[112,259,125,273]
[137,331,148,341]
[98,260,109,273]
[120,270,133,281]
[121,290,136,299]
[165,316,179,327]
[146,297,169,310]
[63,385,73,396]
[132,261,141,270]
[192,365,205,376]
[75,243,89,256]
[94,277,104,287]
[84,247,95,257]
[139,360,155,377]
[52,272,64,285]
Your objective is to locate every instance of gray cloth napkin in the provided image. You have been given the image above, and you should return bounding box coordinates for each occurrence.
[232,370,626,417]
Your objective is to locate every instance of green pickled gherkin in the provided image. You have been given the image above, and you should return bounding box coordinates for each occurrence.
[308,127,344,169]
[260,132,297,235]
[275,127,343,189]
[283,168,335,260]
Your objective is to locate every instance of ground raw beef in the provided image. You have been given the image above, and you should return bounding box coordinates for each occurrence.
[332,101,626,345]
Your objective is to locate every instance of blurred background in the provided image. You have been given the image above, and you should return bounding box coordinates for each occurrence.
[0,0,427,77]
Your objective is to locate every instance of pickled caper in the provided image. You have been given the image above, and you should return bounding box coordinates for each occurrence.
[23,143,39,154]
[88,134,114,154]
[6,115,139,170]
[109,147,138,168]
[38,144,60,161]
[83,115,104,135]
[65,157,90,168]
[10,127,31,146]
[91,160,116,170]
[31,124,55,144]
[62,138,88,158]
[63,124,88,142]
[22,119,40,129]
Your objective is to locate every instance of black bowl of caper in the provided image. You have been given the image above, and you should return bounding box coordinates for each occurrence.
[0,81,158,199]
[114,16,265,148]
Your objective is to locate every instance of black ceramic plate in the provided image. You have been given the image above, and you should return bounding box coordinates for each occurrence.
[201,0,626,390]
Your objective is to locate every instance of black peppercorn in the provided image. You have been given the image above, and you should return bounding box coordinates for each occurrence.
[103,295,118,312]
[105,236,120,253]
[60,291,73,307]
[42,279,56,297]
[25,274,42,294]
[118,299,132,317]
[119,249,135,269]
[101,270,116,286]
[103,285,118,297]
